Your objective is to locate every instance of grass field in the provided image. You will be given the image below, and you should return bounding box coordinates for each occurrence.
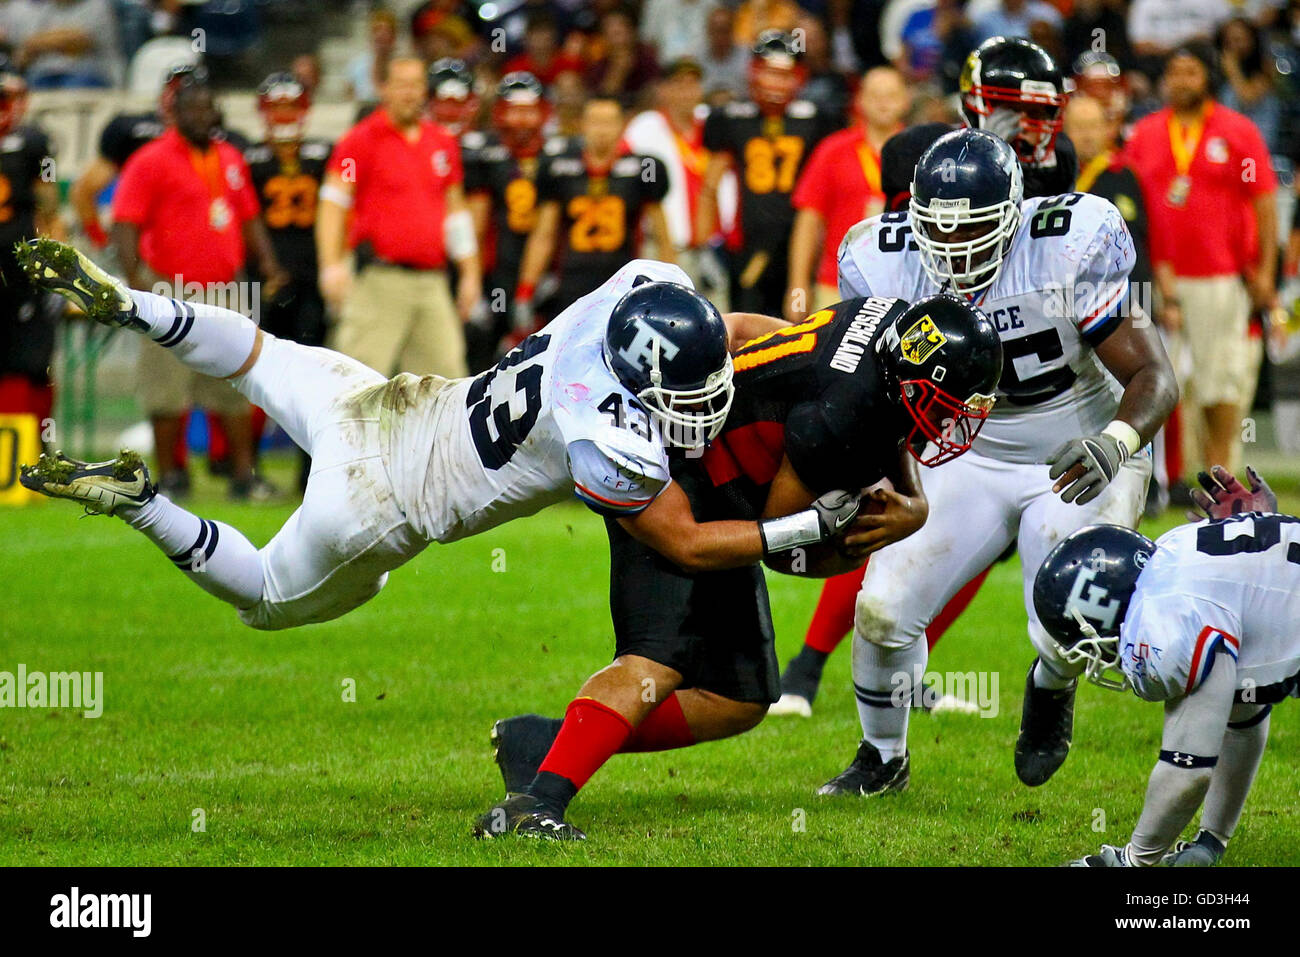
[1,457,1297,867]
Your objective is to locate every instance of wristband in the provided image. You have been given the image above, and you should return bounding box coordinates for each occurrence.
[1102,419,1141,457]
[82,217,108,248]
[759,509,822,554]
[515,282,535,302]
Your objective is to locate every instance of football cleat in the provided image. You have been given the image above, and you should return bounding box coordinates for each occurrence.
[1014,660,1075,786]
[1162,830,1226,867]
[816,740,909,797]
[1066,843,1132,867]
[768,693,813,718]
[490,714,562,795]
[14,238,142,330]
[472,794,587,842]
[20,449,156,516]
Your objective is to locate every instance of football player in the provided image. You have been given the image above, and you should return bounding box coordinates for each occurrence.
[461,71,553,369]
[772,38,1085,715]
[513,95,675,328]
[816,127,1178,797]
[17,241,861,633]
[244,72,333,490]
[0,58,62,426]
[698,30,831,316]
[426,58,480,136]
[1033,468,1297,867]
[476,293,1004,840]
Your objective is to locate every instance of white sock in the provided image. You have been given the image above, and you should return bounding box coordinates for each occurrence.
[1032,657,1078,691]
[120,495,264,608]
[851,634,925,762]
[129,290,257,379]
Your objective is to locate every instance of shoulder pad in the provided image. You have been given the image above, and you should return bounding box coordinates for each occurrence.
[612,155,644,177]
[300,140,332,160]
[549,156,585,177]
[244,144,272,163]
[543,136,571,155]
[725,101,759,118]
[568,438,669,517]
[461,130,488,150]
[786,99,817,119]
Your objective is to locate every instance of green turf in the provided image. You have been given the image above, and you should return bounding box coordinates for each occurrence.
[1,459,1296,866]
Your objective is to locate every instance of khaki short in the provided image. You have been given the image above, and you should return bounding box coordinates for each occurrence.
[1172,275,1254,409]
[134,268,251,417]
[332,265,467,379]
[814,283,840,311]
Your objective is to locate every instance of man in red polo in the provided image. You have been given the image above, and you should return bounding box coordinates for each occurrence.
[112,71,285,501]
[1124,44,1277,477]
[317,56,482,379]
[785,66,909,322]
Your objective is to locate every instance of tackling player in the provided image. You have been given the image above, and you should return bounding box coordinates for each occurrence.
[698,30,831,316]
[18,241,861,632]
[476,293,1004,840]
[513,95,675,328]
[818,128,1177,797]
[244,72,333,490]
[1033,468,1298,867]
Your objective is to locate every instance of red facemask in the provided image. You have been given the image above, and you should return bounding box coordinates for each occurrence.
[899,378,996,466]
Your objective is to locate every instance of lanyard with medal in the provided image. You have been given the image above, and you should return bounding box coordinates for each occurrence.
[1165,103,1210,209]
[1074,149,1111,195]
[189,143,233,230]
[855,138,885,219]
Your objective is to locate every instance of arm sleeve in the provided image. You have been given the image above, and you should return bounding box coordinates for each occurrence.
[567,438,670,518]
[1072,200,1136,347]
[447,135,464,187]
[326,130,361,179]
[836,220,875,298]
[534,159,559,204]
[1128,658,1238,866]
[643,155,670,203]
[702,109,728,154]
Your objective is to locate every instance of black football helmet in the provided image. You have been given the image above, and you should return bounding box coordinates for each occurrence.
[910,129,1024,297]
[604,282,733,450]
[959,37,1069,165]
[1032,524,1156,691]
[493,71,548,157]
[749,30,806,113]
[428,58,478,134]
[257,71,310,143]
[878,294,1002,466]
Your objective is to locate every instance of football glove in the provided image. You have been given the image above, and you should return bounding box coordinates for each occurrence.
[759,489,860,555]
[1162,830,1226,867]
[1066,843,1133,867]
[1048,433,1128,505]
[1188,465,1277,522]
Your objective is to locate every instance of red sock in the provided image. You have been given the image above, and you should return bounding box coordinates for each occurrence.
[537,697,633,790]
[927,567,991,650]
[803,563,867,654]
[621,693,694,752]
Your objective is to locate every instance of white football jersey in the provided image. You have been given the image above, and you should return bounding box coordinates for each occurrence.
[1120,515,1300,702]
[837,192,1136,463]
[382,260,685,543]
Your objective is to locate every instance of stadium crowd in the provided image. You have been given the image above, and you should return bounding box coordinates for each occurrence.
[2,0,1300,506]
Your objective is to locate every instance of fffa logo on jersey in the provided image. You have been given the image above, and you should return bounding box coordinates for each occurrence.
[618,319,680,374]
[900,315,947,365]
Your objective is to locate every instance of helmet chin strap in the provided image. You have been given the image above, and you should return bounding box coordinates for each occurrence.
[1066,607,1129,691]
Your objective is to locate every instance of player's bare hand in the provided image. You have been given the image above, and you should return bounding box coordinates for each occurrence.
[456,274,483,323]
[262,268,291,303]
[319,262,351,311]
[840,488,928,558]
[1187,464,1277,522]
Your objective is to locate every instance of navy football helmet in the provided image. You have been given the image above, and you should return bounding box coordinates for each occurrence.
[910,129,1024,297]
[604,282,733,450]
[959,36,1070,164]
[878,294,1002,466]
[1032,524,1156,691]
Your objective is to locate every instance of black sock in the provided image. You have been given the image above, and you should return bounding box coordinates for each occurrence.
[526,771,578,815]
[792,645,830,679]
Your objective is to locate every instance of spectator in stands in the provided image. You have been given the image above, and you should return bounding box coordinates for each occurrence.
[345,7,397,104]
[584,6,660,103]
[640,0,714,64]
[797,15,851,124]
[111,74,287,500]
[549,68,587,138]
[293,53,322,98]
[894,0,972,87]
[410,0,478,62]
[1124,45,1278,476]
[503,10,584,90]
[317,57,481,380]
[971,0,1063,46]
[700,5,748,103]
[3,0,124,89]
[1129,0,1230,77]
[787,65,909,320]
[1062,0,1130,72]
[1217,16,1282,153]
[732,0,800,47]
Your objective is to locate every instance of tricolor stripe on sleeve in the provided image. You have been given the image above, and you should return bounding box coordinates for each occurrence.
[1186,625,1241,694]
[573,482,656,515]
[1077,282,1129,340]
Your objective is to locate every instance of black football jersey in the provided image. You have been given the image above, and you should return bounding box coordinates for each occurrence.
[684,296,911,520]
[463,132,574,285]
[245,139,332,283]
[0,125,54,265]
[1022,131,1079,199]
[702,98,829,252]
[98,111,165,168]
[535,148,669,300]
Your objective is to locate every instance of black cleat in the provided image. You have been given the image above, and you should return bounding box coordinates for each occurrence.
[490,714,562,795]
[816,740,909,796]
[472,794,586,841]
[1015,659,1075,786]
